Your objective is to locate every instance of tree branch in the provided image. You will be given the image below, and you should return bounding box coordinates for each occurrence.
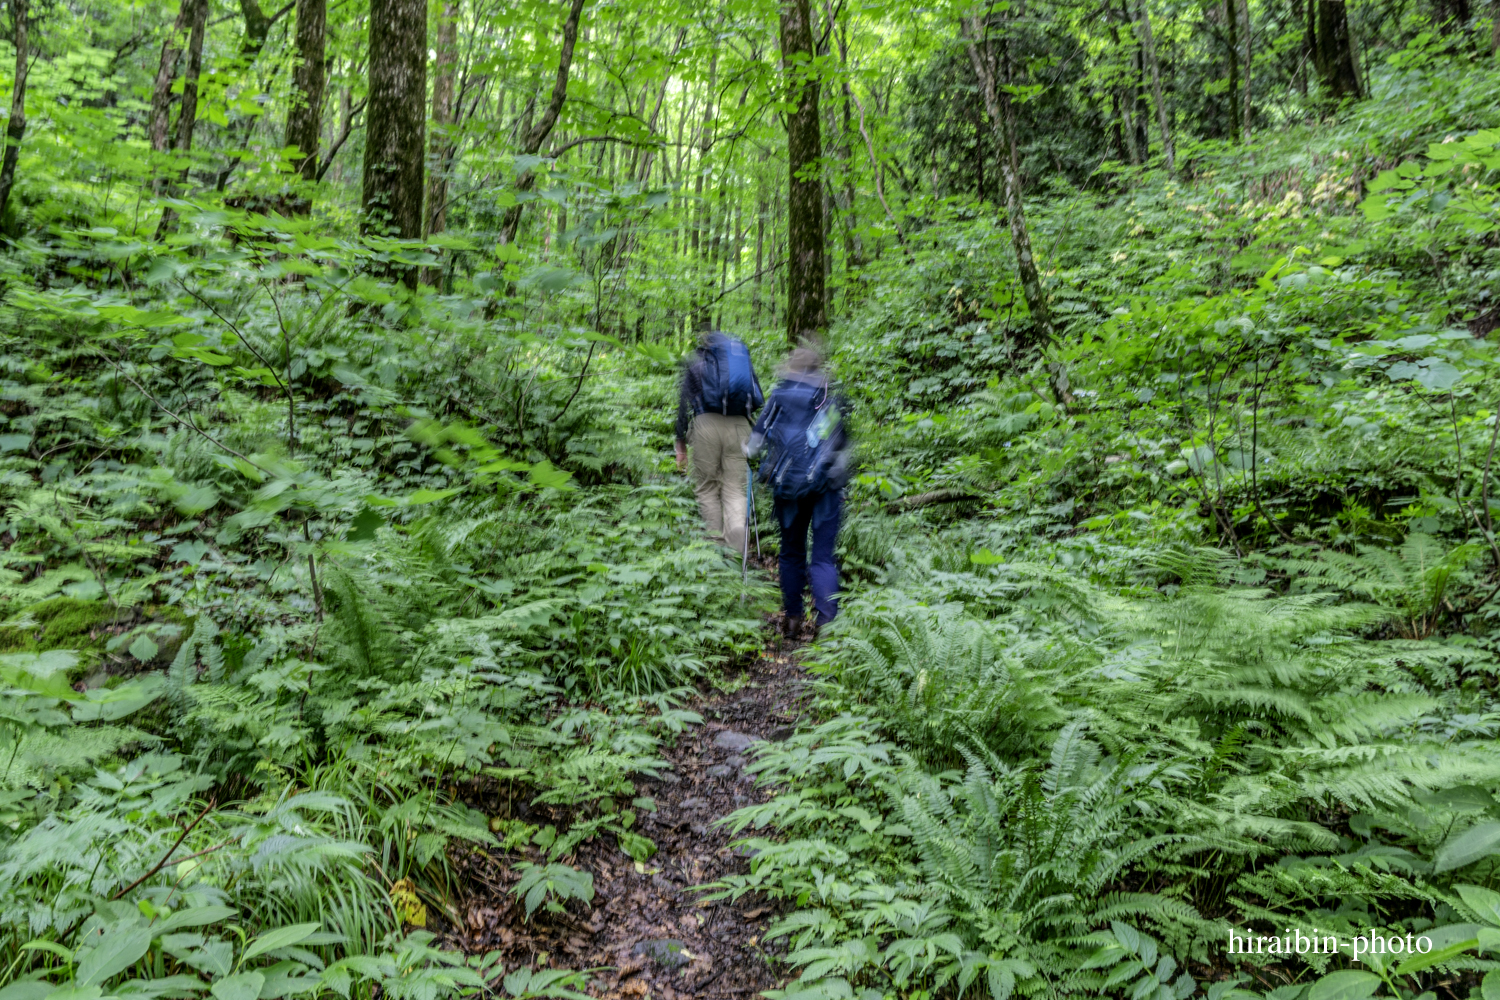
[315,97,368,182]
[113,797,217,900]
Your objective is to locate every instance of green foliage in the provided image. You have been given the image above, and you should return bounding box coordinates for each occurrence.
[509,863,595,920]
[6,2,1500,998]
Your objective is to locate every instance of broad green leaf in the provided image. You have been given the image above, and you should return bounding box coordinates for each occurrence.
[527,460,574,491]
[1305,970,1380,1000]
[174,486,220,516]
[41,988,102,1000]
[1457,883,1500,924]
[347,508,384,541]
[0,983,53,1000]
[210,972,264,1000]
[1435,823,1500,872]
[404,488,463,505]
[242,923,320,962]
[154,904,238,934]
[72,675,168,722]
[1393,937,1477,975]
[76,924,154,987]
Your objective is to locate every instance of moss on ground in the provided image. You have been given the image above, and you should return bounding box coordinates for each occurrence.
[0,597,121,654]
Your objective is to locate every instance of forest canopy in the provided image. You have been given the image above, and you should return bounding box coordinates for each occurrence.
[2,0,1500,999]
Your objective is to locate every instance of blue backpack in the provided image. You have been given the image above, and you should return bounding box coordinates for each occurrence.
[699,333,763,417]
[757,376,850,501]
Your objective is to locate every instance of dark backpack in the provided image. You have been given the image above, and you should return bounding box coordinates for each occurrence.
[758,376,850,501]
[699,333,763,417]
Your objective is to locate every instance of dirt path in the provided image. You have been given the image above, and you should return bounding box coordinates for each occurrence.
[441,622,809,999]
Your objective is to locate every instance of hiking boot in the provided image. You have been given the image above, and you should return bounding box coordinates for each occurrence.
[782,615,805,639]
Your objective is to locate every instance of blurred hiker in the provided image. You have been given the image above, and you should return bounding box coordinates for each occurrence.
[675,331,765,555]
[745,345,852,636]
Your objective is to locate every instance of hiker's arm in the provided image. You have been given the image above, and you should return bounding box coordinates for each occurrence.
[675,363,699,468]
[745,396,777,458]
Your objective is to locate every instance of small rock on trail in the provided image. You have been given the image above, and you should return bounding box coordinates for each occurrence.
[438,638,808,999]
[712,730,759,752]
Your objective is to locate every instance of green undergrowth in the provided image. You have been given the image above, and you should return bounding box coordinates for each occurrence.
[6,27,1500,1000]
[708,49,1500,1000]
[0,232,774,998]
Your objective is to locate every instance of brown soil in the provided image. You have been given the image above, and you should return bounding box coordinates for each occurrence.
[438,616,813,999]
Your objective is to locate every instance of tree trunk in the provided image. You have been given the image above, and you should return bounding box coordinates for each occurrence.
[692,40,719,332]
[1108,6,1141,164]
[156,0,206,238]
[1241,0,1252,137]
[1224,0,1241,142]
[753,149,767,327]
[833,17,863,269]
[1314,0,1362,101]
[962,17,1050,347]
[1433,0,1470,31]
[148,3,194,162]
[423,0,459,286]
[363,0,428,260]
[780,0,827,347]
[285,0,326,181]
[238,0,272,57]
[1135,0,1175,172]
[963,13,1071,409]
[175,0,206,155]
[497,0,588,245]
[0,0,28,224]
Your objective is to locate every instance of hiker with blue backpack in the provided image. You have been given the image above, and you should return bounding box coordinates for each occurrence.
[745,346,852,638]
[675,331,765,556]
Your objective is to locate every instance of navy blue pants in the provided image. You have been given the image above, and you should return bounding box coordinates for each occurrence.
[774,490,843,626]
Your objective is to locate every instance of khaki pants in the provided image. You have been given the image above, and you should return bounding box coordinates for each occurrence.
[690,413,751,555]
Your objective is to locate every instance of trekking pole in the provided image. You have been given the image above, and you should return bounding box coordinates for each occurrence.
[742,463,754,583]
[750,465,761,560]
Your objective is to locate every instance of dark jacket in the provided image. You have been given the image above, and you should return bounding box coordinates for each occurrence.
[746,371,854,497]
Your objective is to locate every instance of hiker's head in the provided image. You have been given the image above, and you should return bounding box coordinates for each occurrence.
[781,344,824,375]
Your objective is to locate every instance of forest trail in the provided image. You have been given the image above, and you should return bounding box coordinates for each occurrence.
[439,613,812,999]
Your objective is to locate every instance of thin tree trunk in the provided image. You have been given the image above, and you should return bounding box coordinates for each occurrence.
[692,40,719,331]
[156,0,206,238]
[1108,6,1142,164]
[1135,0,1175,172]
[962,17,1049,346]
[847,84,906,247]
[286,0,326,182]
[148,3,193,165]
[1241,0,1252,137]
[830,14,863,269]
[780,0,827,346]
[423,1,459,285]
[753,149,767,327]
[0,0,28,224]
[1224,0,1241,141]
[497,0,588,245]
[363,0,428,264]
[963,12,1071,409]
